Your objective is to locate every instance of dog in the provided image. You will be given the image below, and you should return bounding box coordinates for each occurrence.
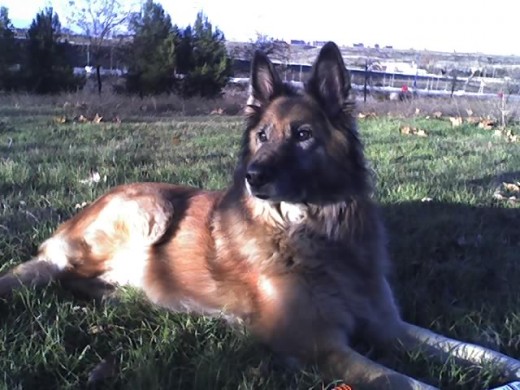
[1,42,520,389]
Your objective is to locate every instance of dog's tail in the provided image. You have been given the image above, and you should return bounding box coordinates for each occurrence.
[0,258,62,297]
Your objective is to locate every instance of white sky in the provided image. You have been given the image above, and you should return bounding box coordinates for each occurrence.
[1,0,519,55]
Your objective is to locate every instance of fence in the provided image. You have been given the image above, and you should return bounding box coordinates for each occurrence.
[231,59,520,101]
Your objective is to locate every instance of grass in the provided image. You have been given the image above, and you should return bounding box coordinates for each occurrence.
[0,99,519,390]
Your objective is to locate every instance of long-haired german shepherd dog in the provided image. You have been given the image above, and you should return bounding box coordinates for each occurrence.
[1,42,520,389]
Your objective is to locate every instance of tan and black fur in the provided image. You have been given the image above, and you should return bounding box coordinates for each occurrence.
[1,42,520,389]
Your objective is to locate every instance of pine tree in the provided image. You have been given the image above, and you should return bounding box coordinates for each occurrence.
[25,8,81,93]
[0,6,16,89]
[173,25,193,75]
[125,0,175,95]
[176,12,232,98]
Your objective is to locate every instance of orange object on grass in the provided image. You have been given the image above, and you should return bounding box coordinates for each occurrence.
[332,384,353,390]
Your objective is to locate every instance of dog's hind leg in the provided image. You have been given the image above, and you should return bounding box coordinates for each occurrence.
[60,277,117,301]
[0,232,81,297]
[397,322,520,382]
[0,258,62,296]
[322,346,438,390]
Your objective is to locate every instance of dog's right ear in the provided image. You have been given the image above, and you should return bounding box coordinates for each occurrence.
[307,42,350,119]
[246,51,283,113]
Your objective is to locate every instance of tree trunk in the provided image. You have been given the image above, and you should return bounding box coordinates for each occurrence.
[96,65,102,94]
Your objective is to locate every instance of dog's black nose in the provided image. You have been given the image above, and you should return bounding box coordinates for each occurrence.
[246,164,269,188]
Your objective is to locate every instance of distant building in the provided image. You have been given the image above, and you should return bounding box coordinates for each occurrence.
[273,39,290,49]
[353,43,364,48]
[290,39,306,45]
[379,61,428,75]
[13,28,28,39]
[312,40,328,47]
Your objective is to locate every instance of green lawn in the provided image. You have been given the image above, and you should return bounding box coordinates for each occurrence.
[0,103,519,389]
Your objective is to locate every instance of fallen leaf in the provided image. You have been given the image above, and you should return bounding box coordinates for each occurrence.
[432,111,443,118]
[79,169,101,185]
[504,129,519,143]
[93,113,103,123]
[210,107,224,115]
[88,324,114,335]
[88,325,104,335]
[465,116,481,125]
[54,116,68,124]
[400,125,412,135]
[72,305,88,313]
[477,119,495,130]
[449,116,463,127]
[358,112,377,119]
[77,114,88,123]
[466,108,474,116]
[493,181,520,203]
[399,125,428,137]
[491,129,519,142]
[503,182,520,193]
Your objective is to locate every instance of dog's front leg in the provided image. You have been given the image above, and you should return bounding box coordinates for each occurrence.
[320,346,438,390]
[397,322,520,381]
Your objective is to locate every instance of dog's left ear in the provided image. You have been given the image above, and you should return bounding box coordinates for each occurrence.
[307,42,351,118]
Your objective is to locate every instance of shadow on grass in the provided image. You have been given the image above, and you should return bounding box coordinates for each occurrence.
[383,200,520,327]
[466,171,520,187]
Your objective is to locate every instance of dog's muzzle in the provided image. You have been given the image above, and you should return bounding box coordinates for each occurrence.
[245,162,273,199]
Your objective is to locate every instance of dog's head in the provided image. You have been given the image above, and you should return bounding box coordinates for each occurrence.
[239,42,370,205]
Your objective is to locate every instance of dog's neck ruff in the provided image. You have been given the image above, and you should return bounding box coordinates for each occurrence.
[247,196,306,226]
[247,193,350,239]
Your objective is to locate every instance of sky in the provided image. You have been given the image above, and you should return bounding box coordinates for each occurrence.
[1,0,519,56]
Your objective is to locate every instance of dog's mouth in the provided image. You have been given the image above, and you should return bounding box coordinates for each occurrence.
[254,193,270,200]
[245,179,309,204]
[245,180,271,200]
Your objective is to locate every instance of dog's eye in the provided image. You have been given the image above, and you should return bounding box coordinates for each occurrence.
[295,127,312,142]
[257,130,268,143]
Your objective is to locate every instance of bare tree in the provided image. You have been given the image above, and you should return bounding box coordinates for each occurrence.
[64,0,140,93]
[244,33,289,59]
[239,34,291,80]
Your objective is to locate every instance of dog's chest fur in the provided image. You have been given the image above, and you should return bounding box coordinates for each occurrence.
[212,198,387,324]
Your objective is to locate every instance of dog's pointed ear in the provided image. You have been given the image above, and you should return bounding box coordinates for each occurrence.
[247,50,283,112]
[307,42,351,118]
